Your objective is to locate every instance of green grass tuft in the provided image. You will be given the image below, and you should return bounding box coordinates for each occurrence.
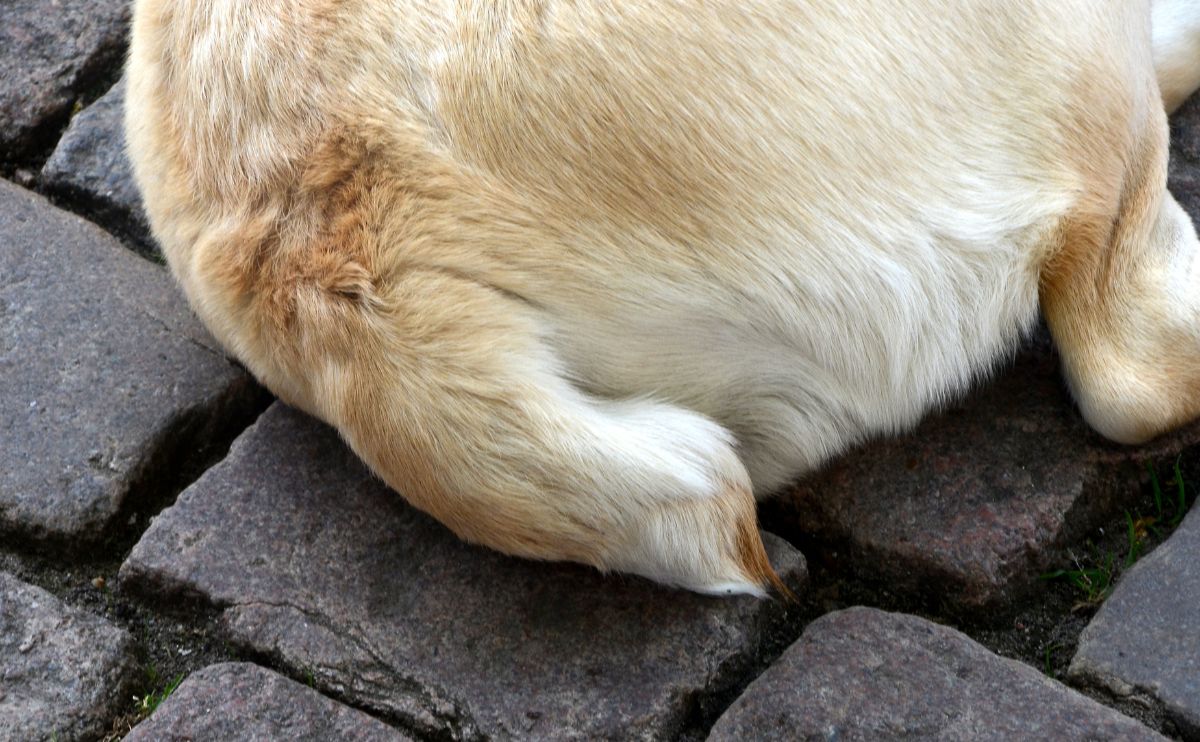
[1042,455,1193,609]
[134,665,185,717]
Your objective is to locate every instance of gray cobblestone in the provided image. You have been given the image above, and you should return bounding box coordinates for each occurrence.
[0,571,137,742]
[0,180,261,543]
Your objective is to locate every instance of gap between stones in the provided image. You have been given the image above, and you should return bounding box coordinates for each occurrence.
[1,168,157,268]
[0,59,125,184]
[2,377,273,560]
[36,180,160,262]
[110,578,484,741]
[226,620,470,742]
[670,596,826,742]
[4,156,160,264]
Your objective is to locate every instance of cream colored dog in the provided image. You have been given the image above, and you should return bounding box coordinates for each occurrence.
[126,0,1200,597]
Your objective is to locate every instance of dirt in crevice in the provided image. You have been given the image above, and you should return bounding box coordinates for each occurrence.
[674,592,816,741]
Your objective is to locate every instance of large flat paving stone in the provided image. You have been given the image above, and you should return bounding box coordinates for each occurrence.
[761,332,1200,614]
[0,0,129,163]
[0,571,137,742]
[125,662,410,741]
[708,607,1164,742]
[1070,504,1200,740]
[120,403,809,741]
[41,78,153,253]
[0,180,262,543]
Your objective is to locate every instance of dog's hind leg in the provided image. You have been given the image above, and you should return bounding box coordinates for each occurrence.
[1154,0,1200,111]
[311,268,781,596]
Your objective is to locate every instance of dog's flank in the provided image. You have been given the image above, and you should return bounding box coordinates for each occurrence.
[125,0,1200,595]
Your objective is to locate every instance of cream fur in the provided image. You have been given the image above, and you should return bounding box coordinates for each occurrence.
[125,0,1200,596]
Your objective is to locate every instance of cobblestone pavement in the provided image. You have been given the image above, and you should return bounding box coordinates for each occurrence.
[2,6,1199,740]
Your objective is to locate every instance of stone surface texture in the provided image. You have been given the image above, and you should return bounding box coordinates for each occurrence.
[761,331,1200,613]
[708,607,1165,742]
[0,571,137,742]
[41,78,153,252]
[121,403,808,741]
[1070,505,1200,740]
[125,662,410,742]
[0,0,130,163]
[0,179,261,543]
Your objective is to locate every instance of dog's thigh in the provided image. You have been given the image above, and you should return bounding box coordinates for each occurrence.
[1155,0,1200,111]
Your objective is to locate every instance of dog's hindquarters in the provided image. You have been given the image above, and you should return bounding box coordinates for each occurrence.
[124,0,779,595]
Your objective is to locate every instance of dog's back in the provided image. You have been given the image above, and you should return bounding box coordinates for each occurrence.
[126,0,1200,594]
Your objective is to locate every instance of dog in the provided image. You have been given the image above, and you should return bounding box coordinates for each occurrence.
[125,0,1200,597]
